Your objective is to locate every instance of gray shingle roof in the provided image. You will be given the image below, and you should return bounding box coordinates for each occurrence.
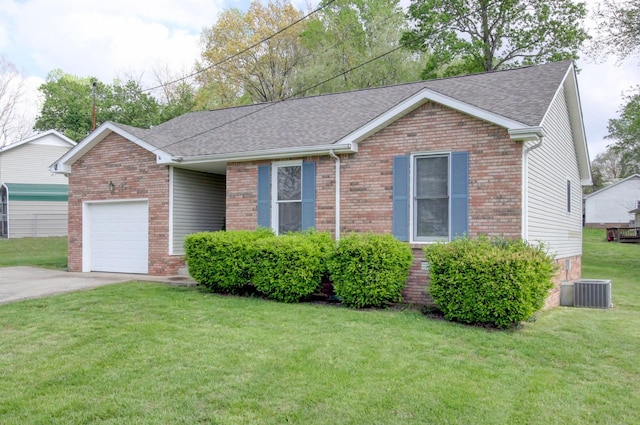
[114,60,571,158]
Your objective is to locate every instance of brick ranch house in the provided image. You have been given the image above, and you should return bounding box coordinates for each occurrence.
[51,60,591,307]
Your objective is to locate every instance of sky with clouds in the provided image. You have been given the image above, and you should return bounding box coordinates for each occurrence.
[0,0,637,157]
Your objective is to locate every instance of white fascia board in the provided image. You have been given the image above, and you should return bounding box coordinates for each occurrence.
[335,88,530,146]
[50,122,172,174]
[540,63,592,186]
[161,143,358,165]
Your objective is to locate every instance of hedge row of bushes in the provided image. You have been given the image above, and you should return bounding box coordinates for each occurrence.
[423,236,556,328]
[186,229,556,327]
[184,230,413,308]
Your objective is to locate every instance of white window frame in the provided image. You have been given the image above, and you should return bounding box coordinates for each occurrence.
[271,160,303,235]
[410,152,452,243]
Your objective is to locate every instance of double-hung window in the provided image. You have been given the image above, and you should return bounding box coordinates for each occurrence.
[414,154,450,241]
[257,161,316,234]
[392,151,468,243]
[274,162,302,234]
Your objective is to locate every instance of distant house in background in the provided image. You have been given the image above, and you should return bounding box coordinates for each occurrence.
[584,174,640,228]
[0,130,76,238]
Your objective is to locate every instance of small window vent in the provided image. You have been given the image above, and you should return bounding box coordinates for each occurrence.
[574,279,612,309]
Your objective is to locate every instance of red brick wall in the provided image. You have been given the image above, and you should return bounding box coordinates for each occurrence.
[545,254,582,309]
[343,102,523,304]
[68,133,183,275]
[226,156,337,234]
[225,102,525,304]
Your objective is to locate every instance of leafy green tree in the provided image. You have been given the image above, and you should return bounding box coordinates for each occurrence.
[607,87,640,176]
[34,70,170,142]
[295,0,422,96]
[591,0,640,63]
[34,70,102,142]
[196,0,306,107]
[106,79,160,129]
[401,0,589,79]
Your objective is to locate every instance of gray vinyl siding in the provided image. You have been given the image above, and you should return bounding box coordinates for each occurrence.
[0,143,71,185]
[526,85,582,258]
[6,201,68,238]
[172,168,226,254]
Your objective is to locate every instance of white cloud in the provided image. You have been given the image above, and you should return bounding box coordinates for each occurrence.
[1,0,224,82]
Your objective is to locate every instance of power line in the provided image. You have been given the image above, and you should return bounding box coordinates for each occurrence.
[143,0,338,93]
[290,45,404,98]
[152,44,408,154]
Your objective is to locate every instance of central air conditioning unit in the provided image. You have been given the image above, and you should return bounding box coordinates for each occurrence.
[574,279,612,309]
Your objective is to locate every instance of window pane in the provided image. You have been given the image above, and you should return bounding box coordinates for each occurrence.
[278,166,301,201]
[416,198,448,238]
[279,202,302,233]
[416,156,448,198]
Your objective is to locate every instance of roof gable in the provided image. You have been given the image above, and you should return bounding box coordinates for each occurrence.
[0,130,75,154]
[584,174,640,199]
[51,122,173,174]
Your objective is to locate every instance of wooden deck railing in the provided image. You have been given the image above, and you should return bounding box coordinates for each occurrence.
[606,227,640,243]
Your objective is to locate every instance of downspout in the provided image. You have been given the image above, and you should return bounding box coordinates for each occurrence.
[329,150,340,240]
[522,138,544,240]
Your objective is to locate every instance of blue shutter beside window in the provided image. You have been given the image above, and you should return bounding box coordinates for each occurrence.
[257,164,271,228]
[450,152,469,238]
[301,161,316,230]
[393,156,410,241]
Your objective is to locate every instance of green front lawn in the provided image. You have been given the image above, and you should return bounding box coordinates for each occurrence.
[0,228,638,424]
[0,236,67,270]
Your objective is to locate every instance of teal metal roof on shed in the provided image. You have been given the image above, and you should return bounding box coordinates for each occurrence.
[2,183,68,201]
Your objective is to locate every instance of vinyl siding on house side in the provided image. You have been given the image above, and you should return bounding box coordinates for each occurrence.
[526,86,583,258]
[5,200,68,238]
[171,167,226,254]
[0,139,71,185]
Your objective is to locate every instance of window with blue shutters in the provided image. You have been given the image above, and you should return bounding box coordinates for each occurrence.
[393,152,468,242]
[258,160,315,234]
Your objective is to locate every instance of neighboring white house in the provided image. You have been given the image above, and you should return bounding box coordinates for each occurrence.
[0,130,76,238]
[584,174,640,227]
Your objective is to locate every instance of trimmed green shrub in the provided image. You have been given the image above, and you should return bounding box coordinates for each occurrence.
[251,230,335,303]
[423,236,556,328]
[184,228,274,293]
[328,233,413,308]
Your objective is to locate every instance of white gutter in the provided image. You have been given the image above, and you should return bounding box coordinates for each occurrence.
[522,137,544,240]
[160,143,358,165]
[329,149,341,240]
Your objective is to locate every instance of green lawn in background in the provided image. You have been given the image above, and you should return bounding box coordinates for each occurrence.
[0,236,67,270]
[0,228,638,424]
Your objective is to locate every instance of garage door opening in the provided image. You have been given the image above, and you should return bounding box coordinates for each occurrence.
[83,200,149,273]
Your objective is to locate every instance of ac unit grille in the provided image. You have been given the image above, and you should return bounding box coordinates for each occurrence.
[574,279,612,309]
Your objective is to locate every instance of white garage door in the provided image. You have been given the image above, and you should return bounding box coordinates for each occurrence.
[87,201,149,273]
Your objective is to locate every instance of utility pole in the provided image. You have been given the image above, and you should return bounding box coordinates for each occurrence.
[91,80,97,131]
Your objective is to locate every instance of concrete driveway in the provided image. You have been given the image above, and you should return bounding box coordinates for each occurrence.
[0,266,195,305]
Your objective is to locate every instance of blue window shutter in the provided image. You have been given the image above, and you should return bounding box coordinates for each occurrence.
[393,156,410,241]
[301,161,316,230]
[257,164,271,228]
[450,152,469,238]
